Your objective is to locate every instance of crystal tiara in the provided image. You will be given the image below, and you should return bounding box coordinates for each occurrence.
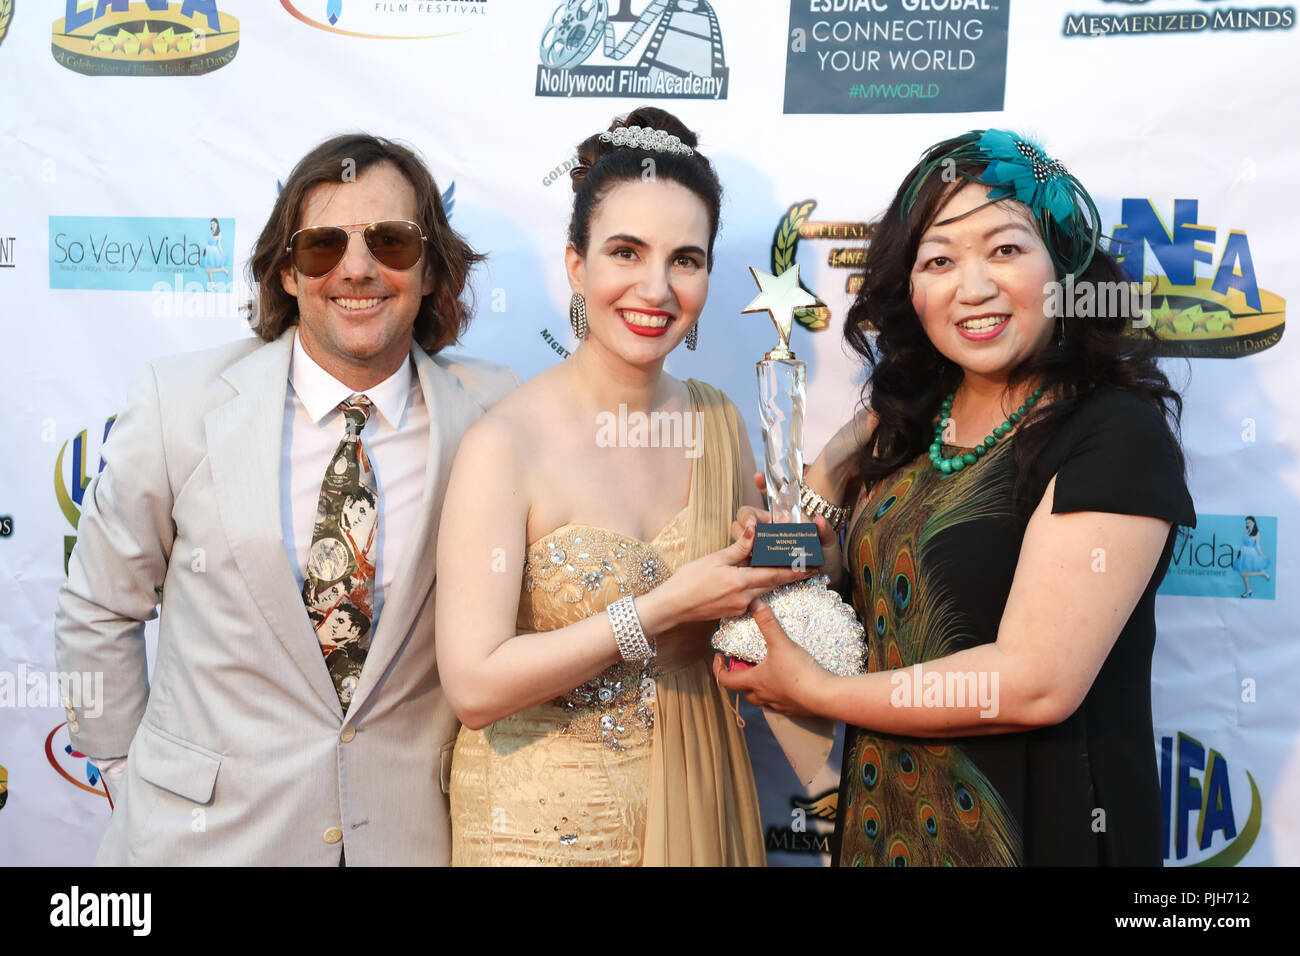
[597,125,694,156]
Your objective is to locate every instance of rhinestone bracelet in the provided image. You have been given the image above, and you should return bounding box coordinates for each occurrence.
[608,596,654,662]
[799,484,850,533]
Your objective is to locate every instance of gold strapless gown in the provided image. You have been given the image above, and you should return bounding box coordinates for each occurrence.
[449,380,766,866]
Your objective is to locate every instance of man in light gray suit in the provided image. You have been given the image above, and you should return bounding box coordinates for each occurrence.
[55,134,518,865]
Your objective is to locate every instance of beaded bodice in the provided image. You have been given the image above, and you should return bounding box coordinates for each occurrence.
[518,509,691,751]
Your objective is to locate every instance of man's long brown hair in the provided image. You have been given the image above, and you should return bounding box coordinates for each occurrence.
[246,134,482,353]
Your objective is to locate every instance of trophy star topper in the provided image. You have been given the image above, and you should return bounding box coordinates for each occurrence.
[743,264,818,359]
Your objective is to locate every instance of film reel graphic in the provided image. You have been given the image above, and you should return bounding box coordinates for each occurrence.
[540,0,725,81]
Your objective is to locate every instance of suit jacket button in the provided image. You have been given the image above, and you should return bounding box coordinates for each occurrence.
[323,827,343,844]
[340,725,356,743]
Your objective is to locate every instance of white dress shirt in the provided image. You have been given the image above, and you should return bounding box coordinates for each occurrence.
[282,330,429,629]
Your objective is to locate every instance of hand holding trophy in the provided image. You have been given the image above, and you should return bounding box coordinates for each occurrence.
[711,264,867,679]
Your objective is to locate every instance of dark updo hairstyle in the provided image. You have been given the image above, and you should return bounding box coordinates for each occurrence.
[568,106,723,269]
[845,133,1185,502]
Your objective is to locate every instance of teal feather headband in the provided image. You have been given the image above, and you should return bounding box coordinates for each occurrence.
[900,129,1102,277]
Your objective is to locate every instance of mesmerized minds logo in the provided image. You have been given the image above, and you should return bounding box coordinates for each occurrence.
[1159,731,1261,865]
[1064,0,1294,37]
[280,0,488,38]
[536,0,729,100]
[1107,198,1284,358]
[52,0,240,76]
[49,216,234,292]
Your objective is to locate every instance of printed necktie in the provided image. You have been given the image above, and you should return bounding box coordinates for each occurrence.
[303,396,379,711]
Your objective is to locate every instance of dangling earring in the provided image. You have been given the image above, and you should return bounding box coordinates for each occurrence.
[685,322,698,351]
[1057,313,1066,347]
[569,292,588,339]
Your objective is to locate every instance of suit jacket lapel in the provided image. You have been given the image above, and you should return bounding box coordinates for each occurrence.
[204,332,343,719]
[346,345,481,718]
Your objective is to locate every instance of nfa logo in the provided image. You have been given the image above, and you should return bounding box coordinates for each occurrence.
[767,200,876,332]
[0,1,12,50]
[45,723,113,806]
[50,216,235,292]
[281,0,487,38]
[52,1,239,76]
[1065,0,1295,36]
[1160,732,1261,866]
[536,0,729,100]
[1107,198,1284,358]
[55,417,116,574]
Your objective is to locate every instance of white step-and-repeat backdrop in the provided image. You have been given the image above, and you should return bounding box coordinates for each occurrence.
[1,0,1296,866]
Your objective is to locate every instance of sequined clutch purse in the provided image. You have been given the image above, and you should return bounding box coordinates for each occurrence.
[711,575,867,677]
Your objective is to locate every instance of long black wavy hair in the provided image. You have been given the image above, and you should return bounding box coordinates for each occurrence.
[845,134,1186,501]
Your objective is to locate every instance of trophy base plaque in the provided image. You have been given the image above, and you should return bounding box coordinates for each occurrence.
[751,522,824,568]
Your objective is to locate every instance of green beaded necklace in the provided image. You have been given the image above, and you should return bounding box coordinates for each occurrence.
[929,384,1045,475]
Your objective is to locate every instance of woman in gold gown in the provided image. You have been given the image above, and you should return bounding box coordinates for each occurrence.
[435,107,809,865]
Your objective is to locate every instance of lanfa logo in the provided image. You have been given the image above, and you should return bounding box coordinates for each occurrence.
[1159,731,1261,865]
[767,200,876,332]
[1108,197,1284,357]
[536,0,729,100]
[52,0,240,76]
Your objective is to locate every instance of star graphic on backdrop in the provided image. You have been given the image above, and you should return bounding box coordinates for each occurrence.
[743,264,817,349]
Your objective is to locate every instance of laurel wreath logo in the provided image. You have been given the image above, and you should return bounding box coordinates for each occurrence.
[771,200,828,332]
[0,0,14,45]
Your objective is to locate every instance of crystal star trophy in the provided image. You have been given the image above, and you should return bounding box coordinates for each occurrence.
[711,265,866,679]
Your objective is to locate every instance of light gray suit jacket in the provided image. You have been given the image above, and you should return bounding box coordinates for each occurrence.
[54,329,518,865]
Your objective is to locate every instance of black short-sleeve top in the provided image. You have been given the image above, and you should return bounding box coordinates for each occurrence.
[833,387,1195,866]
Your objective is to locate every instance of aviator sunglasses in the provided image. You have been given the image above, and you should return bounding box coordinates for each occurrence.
[286,219,428,278]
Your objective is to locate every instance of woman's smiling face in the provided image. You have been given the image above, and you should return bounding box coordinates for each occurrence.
[910,181,1057,384]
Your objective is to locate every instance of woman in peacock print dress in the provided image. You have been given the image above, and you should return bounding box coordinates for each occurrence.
[719,129,1195,866]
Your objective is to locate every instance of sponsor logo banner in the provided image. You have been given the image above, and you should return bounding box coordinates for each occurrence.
[769,200,874,331]
[536,0,729,100]
[50,216,234,292]
[280,0,488,38]
[52,0,239,76]
[1110,198,1284,358]
[1158,731,1261,865]
[1065,0,1295,37]
[784,0,1009,114]
[1159,514,1277,599]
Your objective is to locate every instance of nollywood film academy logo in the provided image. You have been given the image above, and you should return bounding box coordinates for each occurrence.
[52,0,239,76]
[536,0,730,100]
[281,0,488,38]
[767,200,876,332]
